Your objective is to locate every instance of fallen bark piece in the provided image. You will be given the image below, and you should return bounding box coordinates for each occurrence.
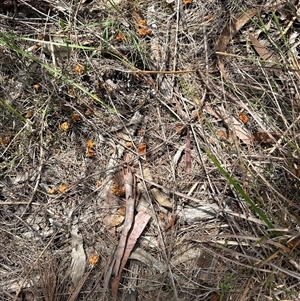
[70,225,86,287]
[177,207,216,223]
[130,247,165,273]
[113,155,135,277]
[112,211,151,301]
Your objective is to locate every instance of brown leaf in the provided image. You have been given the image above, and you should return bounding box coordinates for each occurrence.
[291,164,300,178]
[152,188,173,208]
[158,212,166,221]
[286,238,300,250]
[216,9,257,53]
[251,132,281,144]
[111,171,125,196]
[138,128,145,135]
[143,167,173,208]
[131,11,152,37]
[248,33,272,61]
[216,9,258,79]
[98,81,106,90]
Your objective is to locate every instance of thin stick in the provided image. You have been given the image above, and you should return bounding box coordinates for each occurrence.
[134,69,196,74]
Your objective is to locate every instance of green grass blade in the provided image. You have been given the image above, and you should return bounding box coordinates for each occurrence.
[205,149,274,229]
[0,98,27,122]
[0,34,116,113]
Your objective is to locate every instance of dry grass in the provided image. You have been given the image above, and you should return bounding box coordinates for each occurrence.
[1,0,300,300]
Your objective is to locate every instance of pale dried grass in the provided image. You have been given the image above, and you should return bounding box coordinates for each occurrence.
[0,0,299,301]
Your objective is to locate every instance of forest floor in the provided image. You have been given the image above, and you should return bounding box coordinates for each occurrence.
[0,0,300,300]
